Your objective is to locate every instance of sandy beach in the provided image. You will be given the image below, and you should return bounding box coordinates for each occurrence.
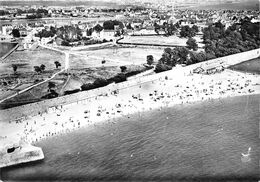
[0,69,259,145]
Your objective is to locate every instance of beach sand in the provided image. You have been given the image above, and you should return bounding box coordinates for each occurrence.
[0,69,259,146]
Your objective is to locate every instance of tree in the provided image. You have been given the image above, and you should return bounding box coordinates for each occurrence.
[81,83,94,91]
[103,20,115,30]
[120,66,127,72]
[186,38,198,51]
[206,52,216,60]
[191,25,199,33]
[54,61,61,69]
[175,47,190,64]
[93,78,109,87]
[126,23,133,30]
[103,20,124,30]
[12,29,20,38]
[86,28,93,36]
[12,64,17,73]
[165,23,177,36]
[146,55,154,65]
[93,24,103,32]
[154,22,160,34]
[154,63,172,73]
[61,40,70,46]
[34,66,42,73]
[48,82,56,92]
[40,64,46,71]
[112,73,126,83]
[189,51,207,64]
[180,26,196,38]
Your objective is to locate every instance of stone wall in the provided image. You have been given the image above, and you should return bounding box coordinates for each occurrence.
[0,48,259,122]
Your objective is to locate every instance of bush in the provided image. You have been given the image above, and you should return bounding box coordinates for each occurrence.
[93,78,109,88]
[81,83,94,91]
[155,63,172,73]
[61,40,70,46]
[110,73,127,83]
[147,55,154,65]
[120,66,127,72]
[64,89,80,95]
[41,90,58,99]
[186,38,198,51]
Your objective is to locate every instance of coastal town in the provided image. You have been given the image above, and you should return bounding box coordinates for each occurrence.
[0,0,260,181]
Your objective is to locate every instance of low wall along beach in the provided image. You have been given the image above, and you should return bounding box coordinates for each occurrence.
[0,48,259,122]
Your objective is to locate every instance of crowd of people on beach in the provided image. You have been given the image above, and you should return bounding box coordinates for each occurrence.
[1,69,259,145]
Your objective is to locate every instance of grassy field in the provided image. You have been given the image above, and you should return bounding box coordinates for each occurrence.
[71,46,164,67]
[119,35,204,48]
[0,65,147,109]
[0,47,65,75]
[0,47,64,100]
[229,57,260,74]
[119,35,188,46]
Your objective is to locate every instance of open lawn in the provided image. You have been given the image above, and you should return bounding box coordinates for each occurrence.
[0,47,65,99]
[71,46,164,68]
[119,35,204,48]
[229,57,260,74]
[1,47,65,76]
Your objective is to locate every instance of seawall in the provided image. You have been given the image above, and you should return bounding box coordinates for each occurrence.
[0,48,259,122]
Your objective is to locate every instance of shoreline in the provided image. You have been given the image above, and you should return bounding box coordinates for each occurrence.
[1,69,259,146]
[32,92,260,146]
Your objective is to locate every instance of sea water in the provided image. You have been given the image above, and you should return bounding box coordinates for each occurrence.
[1,94,259,181]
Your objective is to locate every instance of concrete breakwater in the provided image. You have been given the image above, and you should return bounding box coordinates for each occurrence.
[0,144,44,168]
[0,48,259,123]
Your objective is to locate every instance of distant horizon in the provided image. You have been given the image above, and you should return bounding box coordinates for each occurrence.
[0,0,258,2]
[0,0,258,10]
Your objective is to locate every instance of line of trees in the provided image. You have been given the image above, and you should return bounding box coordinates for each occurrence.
[180,25,199,38]
[81,66,151,91]
[34,64,46,73]
[32,61,61,74]
[155,47,209,73]
[154,22,179,36]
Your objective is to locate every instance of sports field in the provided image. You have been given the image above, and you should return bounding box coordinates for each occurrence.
[118,35,204,48]
[70,46,164,68]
